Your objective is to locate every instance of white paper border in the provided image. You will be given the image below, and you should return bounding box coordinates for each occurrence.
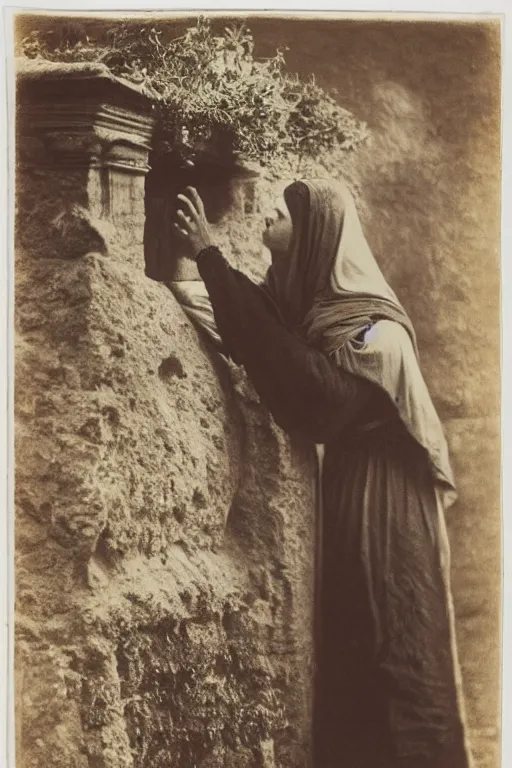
[1,4,509,768]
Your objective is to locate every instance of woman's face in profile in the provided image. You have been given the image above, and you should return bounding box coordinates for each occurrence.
[261,194,293,256]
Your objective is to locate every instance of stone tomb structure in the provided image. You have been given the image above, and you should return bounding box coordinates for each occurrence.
[16,62,316,768]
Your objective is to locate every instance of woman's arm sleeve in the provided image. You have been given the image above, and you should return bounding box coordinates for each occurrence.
[197,246,376,443]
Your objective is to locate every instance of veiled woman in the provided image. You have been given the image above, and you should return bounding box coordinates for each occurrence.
[171,179,473,768]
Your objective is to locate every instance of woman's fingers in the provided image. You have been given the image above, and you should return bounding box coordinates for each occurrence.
[177,193,199,220]
[177,209,193,226]
[173,222,189,239]
[186,186,205,215]
[174,188,212,258]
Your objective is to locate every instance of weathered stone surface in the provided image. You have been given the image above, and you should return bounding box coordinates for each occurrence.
[15,242,317,768]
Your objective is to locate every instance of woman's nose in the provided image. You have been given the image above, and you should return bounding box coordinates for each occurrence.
[265,216,274,228]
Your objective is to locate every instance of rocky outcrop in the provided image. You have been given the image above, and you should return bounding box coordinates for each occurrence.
[15,62,316,768]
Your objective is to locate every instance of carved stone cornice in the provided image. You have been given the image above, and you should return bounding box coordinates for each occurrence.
[16,60,156,264]
[16,60,155,173]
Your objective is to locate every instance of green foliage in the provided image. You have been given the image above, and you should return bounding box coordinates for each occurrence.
[19,17,369,168]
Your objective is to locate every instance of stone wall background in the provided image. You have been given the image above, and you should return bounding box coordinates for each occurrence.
[14,14,501,768]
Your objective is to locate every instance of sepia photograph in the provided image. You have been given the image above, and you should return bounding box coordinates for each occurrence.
[10,7,502,768]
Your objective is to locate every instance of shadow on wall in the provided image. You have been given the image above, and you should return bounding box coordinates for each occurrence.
[143,150,260,282]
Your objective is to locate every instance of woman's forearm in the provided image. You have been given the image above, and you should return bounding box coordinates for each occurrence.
[196,246,375,442]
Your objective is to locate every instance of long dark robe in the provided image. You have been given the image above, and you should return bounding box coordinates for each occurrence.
[195,246,469,768]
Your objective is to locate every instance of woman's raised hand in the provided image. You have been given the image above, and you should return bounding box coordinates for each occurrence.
[173,187,214,259]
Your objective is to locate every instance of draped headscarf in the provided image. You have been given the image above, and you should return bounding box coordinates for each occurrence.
[265,178,456,508]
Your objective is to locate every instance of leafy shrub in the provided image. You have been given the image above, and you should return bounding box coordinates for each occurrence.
[19,16,369,169]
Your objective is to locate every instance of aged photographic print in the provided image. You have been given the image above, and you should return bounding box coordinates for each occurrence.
[12,9,502,768]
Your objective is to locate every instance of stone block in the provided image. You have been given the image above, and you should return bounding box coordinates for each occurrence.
[16,59,154,268]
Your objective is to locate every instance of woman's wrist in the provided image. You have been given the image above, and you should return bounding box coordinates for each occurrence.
[197,244,222,264]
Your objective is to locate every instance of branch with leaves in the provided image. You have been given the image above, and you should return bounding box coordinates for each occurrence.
[19,16,369,170]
